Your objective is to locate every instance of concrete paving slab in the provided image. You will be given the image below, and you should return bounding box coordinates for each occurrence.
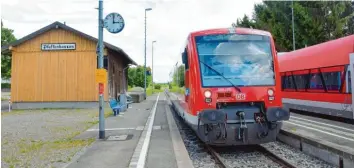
[146,96,178,168]
[65,94,159,168]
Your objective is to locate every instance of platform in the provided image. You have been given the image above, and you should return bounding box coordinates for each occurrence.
[280,113,354,168]
[64,93,194,168]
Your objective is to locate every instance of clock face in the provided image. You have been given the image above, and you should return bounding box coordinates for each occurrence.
[104,13,125,34]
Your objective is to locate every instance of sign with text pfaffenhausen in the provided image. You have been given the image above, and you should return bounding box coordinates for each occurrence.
[41,43,76,51]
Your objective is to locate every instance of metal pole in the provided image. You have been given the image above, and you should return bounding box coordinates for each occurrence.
[144,10,147,98]
[292,0,296,51]
[98,0,105,139]
[152,42,154,94]
[144,8,152,98]
[152,41,156,94]
[176,62,179,87]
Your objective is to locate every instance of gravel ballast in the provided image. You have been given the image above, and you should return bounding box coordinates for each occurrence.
[1,108,111,168]
[167,94,337,168]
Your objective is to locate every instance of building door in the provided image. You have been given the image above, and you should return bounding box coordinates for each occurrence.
[349,53,354,119]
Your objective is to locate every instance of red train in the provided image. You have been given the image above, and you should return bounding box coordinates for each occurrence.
[169,27,289,146]
[278,35,354,120]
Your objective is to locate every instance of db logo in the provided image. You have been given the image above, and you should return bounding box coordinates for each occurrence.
[236,93,246,100]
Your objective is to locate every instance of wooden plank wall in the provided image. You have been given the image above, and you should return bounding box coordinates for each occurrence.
[11,28,109,102]
[108,50,128,100]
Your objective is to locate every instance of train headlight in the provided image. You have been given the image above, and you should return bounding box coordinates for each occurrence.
[204,90,212,98]
[267,89,274,96]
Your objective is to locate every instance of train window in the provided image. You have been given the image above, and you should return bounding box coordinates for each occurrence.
[322,71,341,92]
[308,73,324,90]
[293,74,308,90]
[283,75,295,89]
[182,48,189,70]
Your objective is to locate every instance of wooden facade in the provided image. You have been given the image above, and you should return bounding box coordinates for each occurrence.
[1,21,136,107]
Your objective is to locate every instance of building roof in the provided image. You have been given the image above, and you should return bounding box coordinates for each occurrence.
[1,21,137,65]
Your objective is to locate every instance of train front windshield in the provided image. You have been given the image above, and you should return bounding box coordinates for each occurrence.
[195,34,275,87]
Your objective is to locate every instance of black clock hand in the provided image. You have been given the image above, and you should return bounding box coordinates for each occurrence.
[113,14,115,24]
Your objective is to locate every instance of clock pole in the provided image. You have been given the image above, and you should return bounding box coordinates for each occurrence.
[98,0,105,139]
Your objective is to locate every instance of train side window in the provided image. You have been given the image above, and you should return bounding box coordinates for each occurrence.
[308,73,324,90]
[182,48,189,70]
[322,71,341,92]
[283,75,295,89]
[293,74,308,90]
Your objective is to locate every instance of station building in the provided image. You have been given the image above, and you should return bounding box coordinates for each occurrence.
[1,21,137,109]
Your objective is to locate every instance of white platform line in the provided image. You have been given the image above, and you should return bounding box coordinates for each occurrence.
[290,116,354,133]
[289,119,354,139]
[86,128,136,132]
[128,93,160,168]
[285,121,354,142]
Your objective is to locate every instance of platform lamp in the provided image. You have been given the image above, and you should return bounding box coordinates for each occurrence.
[144,7,152,99]
[152,40,157,94]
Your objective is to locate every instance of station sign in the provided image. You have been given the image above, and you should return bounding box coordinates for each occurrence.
[41,43,76,51]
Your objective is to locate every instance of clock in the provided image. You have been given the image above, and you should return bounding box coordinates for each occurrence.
[103,12,125,34]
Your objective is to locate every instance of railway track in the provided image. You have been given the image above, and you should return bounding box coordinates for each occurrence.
[205,144,297,168]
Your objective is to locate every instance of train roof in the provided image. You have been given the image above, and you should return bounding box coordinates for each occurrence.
[278,35,354,72]
[189,27,272,37]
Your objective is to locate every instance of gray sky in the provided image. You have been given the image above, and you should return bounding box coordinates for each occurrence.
[2,0,262,83]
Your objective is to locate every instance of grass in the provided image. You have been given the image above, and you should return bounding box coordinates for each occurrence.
[170,86,185,95]
[2,107,112,167]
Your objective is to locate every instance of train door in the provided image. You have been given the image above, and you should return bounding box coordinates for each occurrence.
[349,53,354,119]
[182,47,190,114]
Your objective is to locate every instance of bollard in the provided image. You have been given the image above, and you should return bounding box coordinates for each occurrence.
[8,97,11,112]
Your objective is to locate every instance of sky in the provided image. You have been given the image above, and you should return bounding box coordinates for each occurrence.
[1,0,263,83]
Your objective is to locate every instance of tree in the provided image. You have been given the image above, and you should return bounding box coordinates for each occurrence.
[1,20,16,79]
[172,65,185,87]
[234,1,354,51]
[127,65,152,88]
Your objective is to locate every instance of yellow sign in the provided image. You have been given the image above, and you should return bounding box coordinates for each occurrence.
[96,69,107,83]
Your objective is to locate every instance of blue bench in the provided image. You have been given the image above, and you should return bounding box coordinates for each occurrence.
[109,99,122,116]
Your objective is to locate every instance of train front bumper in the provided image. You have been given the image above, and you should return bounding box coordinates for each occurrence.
[194,106,289,146]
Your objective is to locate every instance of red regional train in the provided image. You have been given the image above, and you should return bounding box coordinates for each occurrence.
[278,35,354,120]
[169,27,290,146]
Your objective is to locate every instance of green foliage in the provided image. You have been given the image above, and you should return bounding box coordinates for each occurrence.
[127,65,152,88]
[172,65,185,87]
[1,20,16,79]
[234,1,354,51]
[154,84,161,90]
[1,83,11,88]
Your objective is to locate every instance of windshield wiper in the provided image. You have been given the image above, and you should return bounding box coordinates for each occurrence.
[199,61,242,92]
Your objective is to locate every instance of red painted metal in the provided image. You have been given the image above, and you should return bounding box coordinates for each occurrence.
[180,27,282,117]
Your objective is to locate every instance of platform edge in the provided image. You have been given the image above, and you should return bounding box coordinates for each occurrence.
[165,92,195,168]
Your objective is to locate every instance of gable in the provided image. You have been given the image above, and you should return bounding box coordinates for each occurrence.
[13,28,96,53]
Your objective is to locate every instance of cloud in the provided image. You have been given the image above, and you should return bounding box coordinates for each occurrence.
[1,0,262,83]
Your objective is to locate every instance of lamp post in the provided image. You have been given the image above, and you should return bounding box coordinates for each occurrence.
[152,40,156,94]
[292,0,295,51]
[175,62,178,87]
[144,7,152,99]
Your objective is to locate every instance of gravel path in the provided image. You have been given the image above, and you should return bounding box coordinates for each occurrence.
[1,108,111,168]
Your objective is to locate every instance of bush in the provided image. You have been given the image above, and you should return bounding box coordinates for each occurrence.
[1,83,11,89]
[154,84,161,90]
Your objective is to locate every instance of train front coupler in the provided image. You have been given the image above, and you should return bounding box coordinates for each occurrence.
[197,109,227,143]
[236,111,247,143]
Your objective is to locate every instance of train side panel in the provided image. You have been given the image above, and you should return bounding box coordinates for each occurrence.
[279,35,354,119]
